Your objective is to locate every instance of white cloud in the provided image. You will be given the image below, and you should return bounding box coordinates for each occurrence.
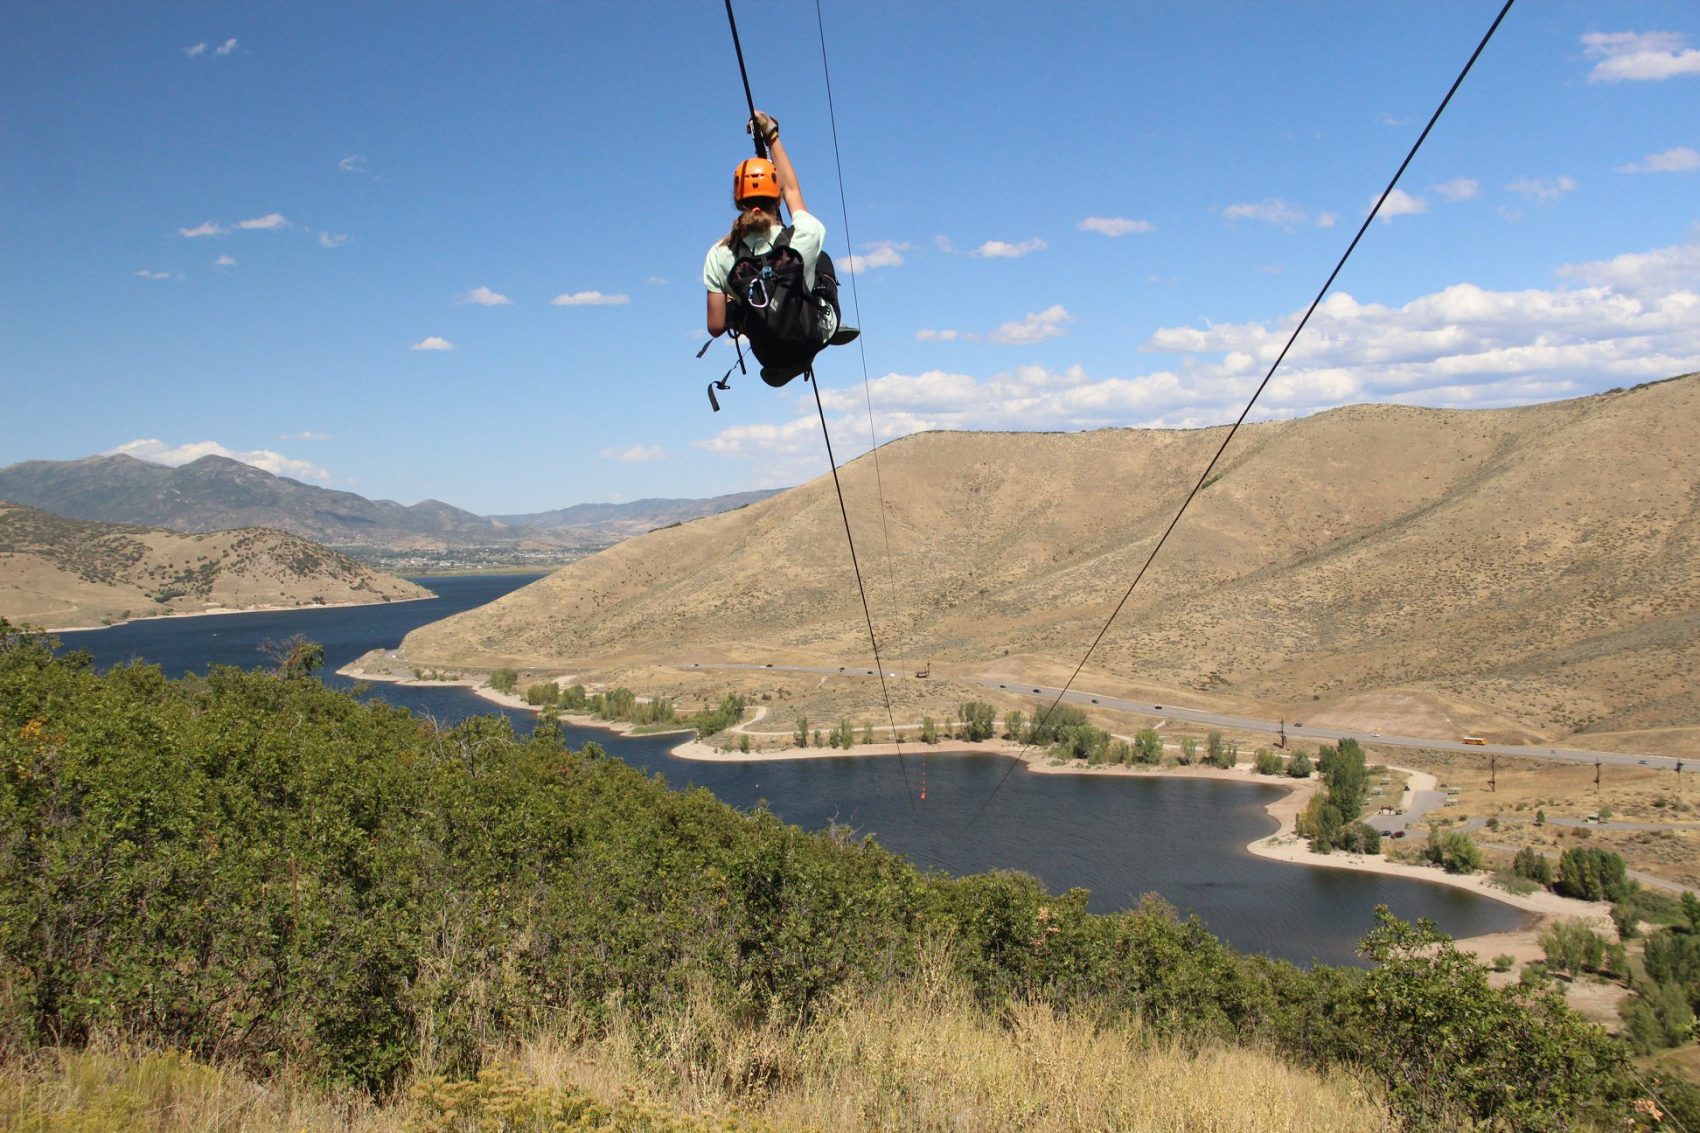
[106,439,331,485]
[551,290,630,306]
[338,155,366,174]
[318,231,348,248]
[1223,199,1307,227]
[988,305,1072,345]
[1583,31,1700,83]
[1377,114,1408,127]
[213,255,237,268]
[280,431,330,442]
[411,336,455,351]
[458,285,513,306]
[1507,176,1577,204]
[697,234,1700,468]
[647,275,668,285]
[184,43,207,57]
[1618,146,1700,174]
[977,238,1046,259]
[179,220,225,238]
[135,270,179,281]
[846,240,910,272]
[1434,177,1480,201]
[1375,188,1428,221]
[599,444,665,462]
[1079,216,1155,237]
[916,328,964,342]
[1313,213,1337,229]
[237,212,290,230]
[934,235,957,255]
[214,38,238,56]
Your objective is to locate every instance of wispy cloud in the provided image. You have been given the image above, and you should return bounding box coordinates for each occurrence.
[1314,213,1337,229]
[410,336,455,351]
[280,431,331,442]
[599,444,665,462]
[988,305,1072,345]
[135,270,180,281]
[338,155,366,174]
[1507,176,1577,204]
[1223,199,1307,227]
[646,275,668,285]
[179,220,225,238]
[1434,177,1480,202]
[846,240,910,272]
[1078,216,1155,237]
[213,255,237,268]
[916,328,964,342]
[977,238,1046,259]
[184,43,208,58]
[458,285,512,306]
[107,438,331,485]
[317,231,348,248]
[702,233,1700,469]
[1618,146,1699,174]
[552,290,629,306]
[934,235,957,255]
[215,38,238,56]
[1374,188,1428,221]
[237,212,290,230]
[1583,31,1700,82]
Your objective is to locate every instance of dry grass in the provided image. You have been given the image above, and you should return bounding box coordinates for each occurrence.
[1,972,1391,1133]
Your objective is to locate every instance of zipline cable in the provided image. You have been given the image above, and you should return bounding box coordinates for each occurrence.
[809,370,916,809]
[722,0,766,159]
[965,0,1519,829]
[720,0,915,808]
[813,0,915,788]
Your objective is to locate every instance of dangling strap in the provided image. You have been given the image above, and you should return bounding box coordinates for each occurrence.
[705,333,749,412]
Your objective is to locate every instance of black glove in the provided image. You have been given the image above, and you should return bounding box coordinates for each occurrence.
[747,111,779,146]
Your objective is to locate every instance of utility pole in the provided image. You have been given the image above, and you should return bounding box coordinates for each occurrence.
[1595,757,1602,792]
[1277,720,1287,749]
[1489,754,1496,793]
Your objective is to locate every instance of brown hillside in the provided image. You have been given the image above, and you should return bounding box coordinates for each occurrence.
[0,501,432,629]
[396,375,1700,745]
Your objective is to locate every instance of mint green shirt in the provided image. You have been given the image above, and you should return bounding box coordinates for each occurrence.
[703,209,827,295]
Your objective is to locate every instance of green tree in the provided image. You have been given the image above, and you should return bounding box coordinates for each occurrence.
[920,716,939,745]
[1556,847,1631,902]
[1002,709,1024,740]
[834,718,855,749]
[1540,919,1606,975]
[1287,751,1312,778]
[1178,736,1198,765]
[1320,738,1368,822]
[1424,830,1484,874]
[1132,728,1163,765]
[1354,907,1626,1130]
[958,701,996,742]
[1513,846,1554,886]
[860,719,875,745]
[1253,747,1285,775]
[489,668,518,694]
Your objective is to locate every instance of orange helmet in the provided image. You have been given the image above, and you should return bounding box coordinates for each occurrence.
[732,157,780,205]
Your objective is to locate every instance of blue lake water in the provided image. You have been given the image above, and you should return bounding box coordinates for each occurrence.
[54,572,1526,967]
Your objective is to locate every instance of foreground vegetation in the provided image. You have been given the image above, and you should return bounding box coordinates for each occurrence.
[0,622,1662,1129]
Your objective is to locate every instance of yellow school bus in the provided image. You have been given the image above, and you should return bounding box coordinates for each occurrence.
[1461,736,1487,746]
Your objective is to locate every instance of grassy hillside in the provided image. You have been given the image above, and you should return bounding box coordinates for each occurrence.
[0,500,430,627]
[395,376,1700,748]
[0,623,1644,1129]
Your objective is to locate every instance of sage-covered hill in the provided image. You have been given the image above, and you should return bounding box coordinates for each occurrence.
[0,623,1644,1129]
[0,500,431,627]
[398,375,1700,752]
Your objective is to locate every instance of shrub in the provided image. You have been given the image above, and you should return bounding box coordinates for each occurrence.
[1513,846,1554,886]
[1540,919,1605,975]
[1287,751,1312,778]
[1423,831,1484,874]
[1253,747,1285,775]
[489,668,518,694]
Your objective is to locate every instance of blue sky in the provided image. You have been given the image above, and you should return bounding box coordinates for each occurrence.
[3,2,1697,515]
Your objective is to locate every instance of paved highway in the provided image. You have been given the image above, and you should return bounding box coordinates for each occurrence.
[679,661,1690,775]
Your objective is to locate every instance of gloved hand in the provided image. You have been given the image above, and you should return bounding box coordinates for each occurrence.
[747,111,779,146]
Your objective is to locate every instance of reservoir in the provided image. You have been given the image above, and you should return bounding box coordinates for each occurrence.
[55,572,1526,967]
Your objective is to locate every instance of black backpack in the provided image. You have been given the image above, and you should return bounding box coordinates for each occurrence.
[725,227,827,376]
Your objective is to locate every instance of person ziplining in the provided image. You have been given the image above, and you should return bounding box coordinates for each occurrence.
[703,109,858,395]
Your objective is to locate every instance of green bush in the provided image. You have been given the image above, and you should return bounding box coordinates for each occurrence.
[489,668,518,694]
[1253,748,1285,775]
[1555,847,1631,902]
[1424,831,1484,874]
[1512,845,1554,886]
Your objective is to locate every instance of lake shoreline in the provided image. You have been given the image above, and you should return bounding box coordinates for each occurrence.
[44,591,438,634]
[340,664,1607,948]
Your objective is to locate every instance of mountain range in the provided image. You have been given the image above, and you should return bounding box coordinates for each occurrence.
[0,455,782,550]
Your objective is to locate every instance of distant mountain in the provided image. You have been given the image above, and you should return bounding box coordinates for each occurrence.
[0,499,431,629]
[494,490,784,540]
[0,455,525,549]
